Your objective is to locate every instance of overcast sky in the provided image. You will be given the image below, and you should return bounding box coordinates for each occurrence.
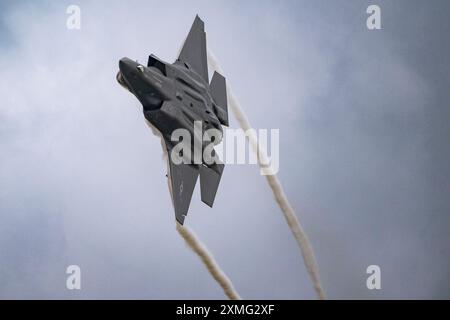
[0,0,449,299]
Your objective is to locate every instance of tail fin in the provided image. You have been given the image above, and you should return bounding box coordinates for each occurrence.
[210,71,228,126]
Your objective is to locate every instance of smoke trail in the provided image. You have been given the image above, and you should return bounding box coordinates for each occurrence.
[207,50,326,300]
[176,222,241,300]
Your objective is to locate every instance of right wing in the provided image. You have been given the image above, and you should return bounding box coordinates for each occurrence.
[178,15,209,82]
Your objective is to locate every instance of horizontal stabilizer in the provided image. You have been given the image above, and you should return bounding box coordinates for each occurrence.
[199,163,224,207]
[210,71,228,126]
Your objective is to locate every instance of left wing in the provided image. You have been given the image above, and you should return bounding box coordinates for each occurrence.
[167,154,199,225]
[178,15,209,82]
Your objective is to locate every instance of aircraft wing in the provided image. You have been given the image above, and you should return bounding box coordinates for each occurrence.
[165,147,224,224]
[178,15,209,82]
[167,154,199,224]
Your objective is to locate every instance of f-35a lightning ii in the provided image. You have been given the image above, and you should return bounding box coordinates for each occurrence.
[116,16,228,224]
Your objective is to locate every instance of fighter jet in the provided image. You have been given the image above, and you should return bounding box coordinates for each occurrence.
[116,16,228,224]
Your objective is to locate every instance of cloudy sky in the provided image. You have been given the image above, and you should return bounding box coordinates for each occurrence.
[0,0,448,299]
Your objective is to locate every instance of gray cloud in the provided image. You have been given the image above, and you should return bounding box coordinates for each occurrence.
[0,0,448,299]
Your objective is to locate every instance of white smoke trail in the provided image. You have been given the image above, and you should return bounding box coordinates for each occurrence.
[207,50,326,300]
[176,222,241,300]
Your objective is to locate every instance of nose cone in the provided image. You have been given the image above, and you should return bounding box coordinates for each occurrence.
[117,57,166,111]
[118,57,144,93]
[119,57,136,74]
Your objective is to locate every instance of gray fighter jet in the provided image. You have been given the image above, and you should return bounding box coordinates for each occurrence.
[116,16,228,224]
